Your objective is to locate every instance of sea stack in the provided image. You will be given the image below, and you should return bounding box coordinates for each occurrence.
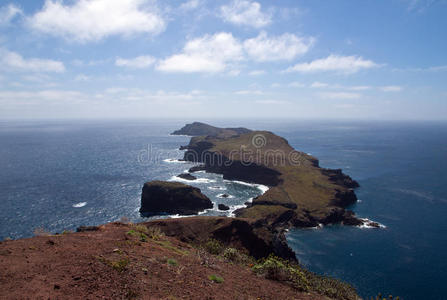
[140,181,213,216]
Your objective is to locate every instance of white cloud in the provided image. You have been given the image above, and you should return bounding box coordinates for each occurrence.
[255,99,289,104]
[248,70,266,76]
[318,92,362,100]
[157,32,243,73]
[310,82,329,88]
[220,0,271,28]
[243,31,314,62]
[28,0,165,42]
[115,55,156,69]
[380,85,403,92]
[0,90,84,102]
[288,82,305,88]
[235,90,263,95]
[0,48,65,72]
[286,55,378,74]
[74,74,90,81]
[349,86,371,91]
[271,83,281,88]
[179,0,200,11]
[0,4,22,25]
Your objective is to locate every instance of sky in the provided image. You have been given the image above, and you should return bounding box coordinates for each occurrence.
[0,0,446,120]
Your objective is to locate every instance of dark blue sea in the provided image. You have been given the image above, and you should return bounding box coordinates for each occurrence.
[1,119,446,300]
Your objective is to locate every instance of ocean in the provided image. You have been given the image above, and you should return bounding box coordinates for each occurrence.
[0,119,446,299]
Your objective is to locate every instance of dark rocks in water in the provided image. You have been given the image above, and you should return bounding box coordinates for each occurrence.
[171,122,251,137]
[219,194,230,198]
[188,165,206,173]
[366,221,381,228]
[140,181,213,216]
[177,173,197,181]
[218,204,230,211]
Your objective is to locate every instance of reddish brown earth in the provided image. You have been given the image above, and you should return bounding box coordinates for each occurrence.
[0,222,327,300]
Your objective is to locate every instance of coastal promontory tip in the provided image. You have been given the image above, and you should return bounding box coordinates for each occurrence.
[171,121,251,137]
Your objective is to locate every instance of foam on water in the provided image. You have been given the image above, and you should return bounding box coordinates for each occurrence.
[208,186,226,190]
[72,202,87,208]
[357,218,386,229]
[163,158,188,164]
[224,179,269,194]
[169,176,216,184]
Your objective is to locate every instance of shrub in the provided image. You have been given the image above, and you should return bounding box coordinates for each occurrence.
[134,224,149,234]
[204,239,224,255]
[167,258,178,266]
[222,247,252,264]
[208,274,224,283]
[126,229,148,242]
[147,226,164,240]
[252,254,358,299]
[252,255,309,291]
[110,258,130,272]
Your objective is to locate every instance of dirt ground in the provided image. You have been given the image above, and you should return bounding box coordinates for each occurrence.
[0,222,327,300]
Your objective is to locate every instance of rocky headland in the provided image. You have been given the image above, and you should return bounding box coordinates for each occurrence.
[178,123,374,229]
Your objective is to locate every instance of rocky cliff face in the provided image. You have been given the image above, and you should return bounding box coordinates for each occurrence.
[147,216,296,261]
[140,181,213,216]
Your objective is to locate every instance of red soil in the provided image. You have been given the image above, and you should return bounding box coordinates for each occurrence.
[0,222,326,300]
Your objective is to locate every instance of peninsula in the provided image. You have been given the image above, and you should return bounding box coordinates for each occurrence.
[176,122,375,229]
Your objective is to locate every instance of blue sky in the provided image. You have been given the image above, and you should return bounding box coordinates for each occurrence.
[0,0,446,120]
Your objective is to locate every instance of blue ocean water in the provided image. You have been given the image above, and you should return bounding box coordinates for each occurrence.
[0,119,446,299]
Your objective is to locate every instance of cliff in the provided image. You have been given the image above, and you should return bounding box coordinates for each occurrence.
[180,126,368,228]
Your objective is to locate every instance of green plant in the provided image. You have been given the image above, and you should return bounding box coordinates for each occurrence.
[251,255,358,299]
[222,247,239,261]
[110,258,130,272]
[147,226,164,240]
[204,239,223,255]
[167,258,178,266]
[252,255,309,291]
[133,224,149,234]
[208,274,224,283]
[126,229,148,242]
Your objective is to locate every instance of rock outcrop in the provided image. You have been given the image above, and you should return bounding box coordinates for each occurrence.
[177,173,197,181]
[218,204,230,210]
[147,216,296,260]
[140,181,213,216]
